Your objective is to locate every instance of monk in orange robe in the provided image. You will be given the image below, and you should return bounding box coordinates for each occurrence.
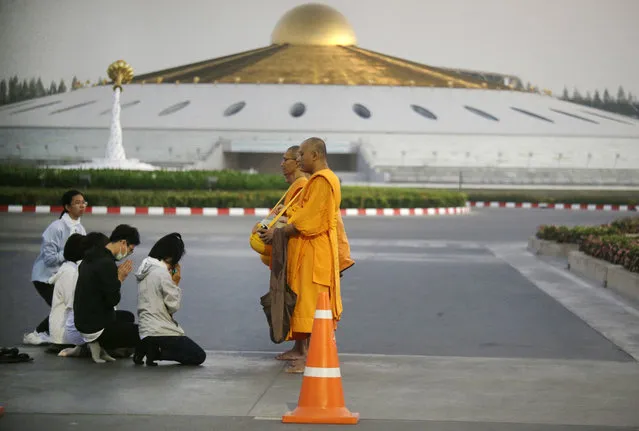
[259,137,345,373]
[252,145,307,266]
[274,145,308,223]
[270,145,309,361]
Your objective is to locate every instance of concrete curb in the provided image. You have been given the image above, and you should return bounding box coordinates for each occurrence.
[607,266,639,302]
[1,202,636,215]
[527,237,579,258]
[567,251,618,287]
[471,202,636,211]
[529,237,639,304]
[0,205,470,217]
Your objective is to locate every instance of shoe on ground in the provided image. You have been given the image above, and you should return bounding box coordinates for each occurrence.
[22,331,51,345]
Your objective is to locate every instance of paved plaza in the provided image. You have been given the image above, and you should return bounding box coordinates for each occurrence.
[1,209,638,430]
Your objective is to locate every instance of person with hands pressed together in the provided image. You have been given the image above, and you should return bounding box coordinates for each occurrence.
[73,224,141,363]
[133,233,206,367]
[258,137,345,374]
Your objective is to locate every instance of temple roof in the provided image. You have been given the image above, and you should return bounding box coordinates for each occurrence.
[131,44,511,90]
[129,4,513,90]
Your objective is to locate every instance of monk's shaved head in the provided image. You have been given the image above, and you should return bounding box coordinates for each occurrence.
[298,137,329,174]
[286,145,300,158]
[301,137,326,159]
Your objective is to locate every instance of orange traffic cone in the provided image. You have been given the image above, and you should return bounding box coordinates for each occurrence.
[282,291,359,425]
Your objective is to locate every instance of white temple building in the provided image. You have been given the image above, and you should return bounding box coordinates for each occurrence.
[0,3,637,186]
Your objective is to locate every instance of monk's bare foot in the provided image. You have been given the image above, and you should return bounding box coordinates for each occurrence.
[284,358,306,374]
[275,348,303,361]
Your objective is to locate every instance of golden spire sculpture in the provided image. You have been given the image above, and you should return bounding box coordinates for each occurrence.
[107,60,134,92]
[105,60,134,162]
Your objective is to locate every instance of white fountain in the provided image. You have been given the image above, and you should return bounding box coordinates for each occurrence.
[52,60,157,171]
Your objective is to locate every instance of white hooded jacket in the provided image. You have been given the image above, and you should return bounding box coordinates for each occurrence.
[48,260,83,345]
[135,257,185,338]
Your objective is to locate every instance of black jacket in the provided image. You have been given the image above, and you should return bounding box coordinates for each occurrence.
[73,246,121,334]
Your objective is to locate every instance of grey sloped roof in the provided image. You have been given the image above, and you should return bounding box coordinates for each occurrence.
[0,84,637,138]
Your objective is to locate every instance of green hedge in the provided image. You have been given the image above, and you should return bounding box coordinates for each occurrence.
[580,235,639,273]
[1,166,637,205]
[0,187,468,208]
[535,225,622,244]
[0,166,288,191]
[536,216,639,244]
[611,216,639,234]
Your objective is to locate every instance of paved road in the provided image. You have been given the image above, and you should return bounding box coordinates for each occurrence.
[1,209,638,430]
[0,209,631,360]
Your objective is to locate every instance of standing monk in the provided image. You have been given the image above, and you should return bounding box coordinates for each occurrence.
[271,145,309,361]
[260,137,344,373]
[253,145,307,267]
[275,145,308,222]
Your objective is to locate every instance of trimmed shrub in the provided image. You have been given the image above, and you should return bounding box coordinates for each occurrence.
[0,166,288,191]
[611,216,639,234]
[535,224,621,244]
[0,165,637,205]
[0,187,468,209]
[580,235,639,273]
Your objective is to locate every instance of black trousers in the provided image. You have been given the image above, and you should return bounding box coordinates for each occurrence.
[33,281,54,333]
[95,310,140,349]
[139,336,206,365]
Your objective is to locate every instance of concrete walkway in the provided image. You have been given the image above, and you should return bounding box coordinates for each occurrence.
[1,347,639,430]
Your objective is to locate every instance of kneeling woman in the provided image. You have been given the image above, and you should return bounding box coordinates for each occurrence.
[133,233,206,366]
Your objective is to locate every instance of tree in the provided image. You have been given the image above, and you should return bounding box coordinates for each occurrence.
[628,92,635,103]
[71,75,79,90]
[8,76,19,103]
[562,86,569,100]
[617,86,627,103]
[593,90,602,106]
[48,80,57,95]
[28,77,37,98]
[584,91,593,105]
[603,89,612,104]
[36,77,46,98]
[58,79,67,93]
[21,79,30,101]
[0,79,7,105]
[572,88,583,102]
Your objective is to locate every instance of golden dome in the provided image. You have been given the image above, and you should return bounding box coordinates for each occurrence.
[271,3,357,46]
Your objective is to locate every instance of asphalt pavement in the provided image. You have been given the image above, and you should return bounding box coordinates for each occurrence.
[1,209,638,430]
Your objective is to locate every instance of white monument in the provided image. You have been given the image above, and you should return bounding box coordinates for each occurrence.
[53,60,157,171]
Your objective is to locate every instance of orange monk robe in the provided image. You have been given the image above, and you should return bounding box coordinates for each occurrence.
[283,177,308,214]
[286,169,343,335]
[286,180,354,274]
[257,177,308,267]
[337,211,355,273]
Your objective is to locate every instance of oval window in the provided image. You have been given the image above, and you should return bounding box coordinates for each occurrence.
[510,107,554,123]
[464,105,499,121]
[158,100,190,116]
[50,100,97,115]
[224,101,246,117]
[290,102,306,118]
[549,108,598,124]
[10,100,62,115]
[100,100,140,115]
[353,103,371,119]
[411,104,437,120]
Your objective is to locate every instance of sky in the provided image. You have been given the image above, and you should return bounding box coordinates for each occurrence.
[0,0,637,98]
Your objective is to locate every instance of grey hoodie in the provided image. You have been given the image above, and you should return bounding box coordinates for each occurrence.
[135,257,185,338]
